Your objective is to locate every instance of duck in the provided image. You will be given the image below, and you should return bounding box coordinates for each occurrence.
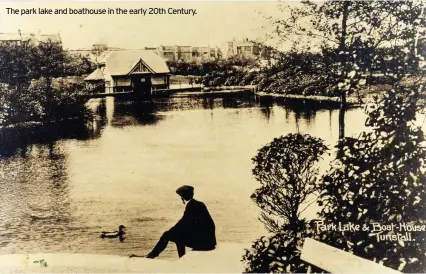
[100,225,126,239]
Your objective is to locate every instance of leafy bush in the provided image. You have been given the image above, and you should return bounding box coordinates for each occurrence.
[251,134,329,233]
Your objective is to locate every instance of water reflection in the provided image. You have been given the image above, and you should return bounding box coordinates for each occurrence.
[0,119,104,158]
[202,97,215,110]
[103,97,164,128]
[258,96,274,122]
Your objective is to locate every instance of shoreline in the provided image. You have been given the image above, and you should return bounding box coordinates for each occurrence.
[254,91,362,106]
[0,115,89,130]
[203,85,256,92]
[1,89,365,129]
[169,85,363,106]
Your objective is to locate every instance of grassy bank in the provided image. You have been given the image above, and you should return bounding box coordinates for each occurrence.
[254,92,360,105]
[254,83,396,106]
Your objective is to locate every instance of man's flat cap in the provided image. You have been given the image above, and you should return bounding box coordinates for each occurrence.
[176,185,194,197]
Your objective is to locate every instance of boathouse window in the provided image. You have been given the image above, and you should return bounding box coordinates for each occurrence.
[151,75,166,85]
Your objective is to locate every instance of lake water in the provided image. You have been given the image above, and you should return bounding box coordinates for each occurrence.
[0,92,367,259]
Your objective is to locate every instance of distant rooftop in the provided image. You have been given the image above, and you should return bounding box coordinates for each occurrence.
[0,33,25,41]
[0,31,61,44]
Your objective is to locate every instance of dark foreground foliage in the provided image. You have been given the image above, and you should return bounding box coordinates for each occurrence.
[317,84,426,273]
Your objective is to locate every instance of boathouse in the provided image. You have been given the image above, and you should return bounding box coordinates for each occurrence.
[85,50,170,95]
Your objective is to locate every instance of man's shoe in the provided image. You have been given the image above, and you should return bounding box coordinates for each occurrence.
[145,253,156,259]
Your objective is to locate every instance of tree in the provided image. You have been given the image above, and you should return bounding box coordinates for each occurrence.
[64,53,93,76]
[90,45,106,66]
[266,0,424,139]
[27,40,67,88]
[0,43,32,87]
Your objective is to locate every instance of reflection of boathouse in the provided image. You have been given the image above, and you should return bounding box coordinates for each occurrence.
[84,50,170,95]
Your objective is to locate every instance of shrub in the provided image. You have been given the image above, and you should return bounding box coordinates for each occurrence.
[243,133,328,272]
[250,133,329,233]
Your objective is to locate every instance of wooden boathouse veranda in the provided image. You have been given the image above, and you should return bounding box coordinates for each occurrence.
[84,50,171,96]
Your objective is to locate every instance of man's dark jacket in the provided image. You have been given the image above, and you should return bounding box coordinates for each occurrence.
[168,199,216,250]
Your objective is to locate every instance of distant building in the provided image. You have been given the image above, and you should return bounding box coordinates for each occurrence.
[84,50,170,95]
[192,46,222,61]
[92,43,108,52]
[70,44,127,65]
[157,45,222,62]
[0,30,61,47]
[226,38,260,59]
[74,43,222,63]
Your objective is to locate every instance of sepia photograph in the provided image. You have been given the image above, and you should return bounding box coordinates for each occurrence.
[0,0,425,273]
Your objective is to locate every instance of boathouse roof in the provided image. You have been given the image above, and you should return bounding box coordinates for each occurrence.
[84,67,105,81]
[104,50,170,75]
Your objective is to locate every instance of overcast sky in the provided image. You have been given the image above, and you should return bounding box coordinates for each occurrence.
[0,1,298,50]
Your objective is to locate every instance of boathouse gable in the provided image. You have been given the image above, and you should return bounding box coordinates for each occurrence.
[129,59,153,74]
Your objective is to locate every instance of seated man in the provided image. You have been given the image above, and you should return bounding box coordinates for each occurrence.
[145,185,216,258]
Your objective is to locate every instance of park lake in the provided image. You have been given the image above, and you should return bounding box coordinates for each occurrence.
[0,92,368,259]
